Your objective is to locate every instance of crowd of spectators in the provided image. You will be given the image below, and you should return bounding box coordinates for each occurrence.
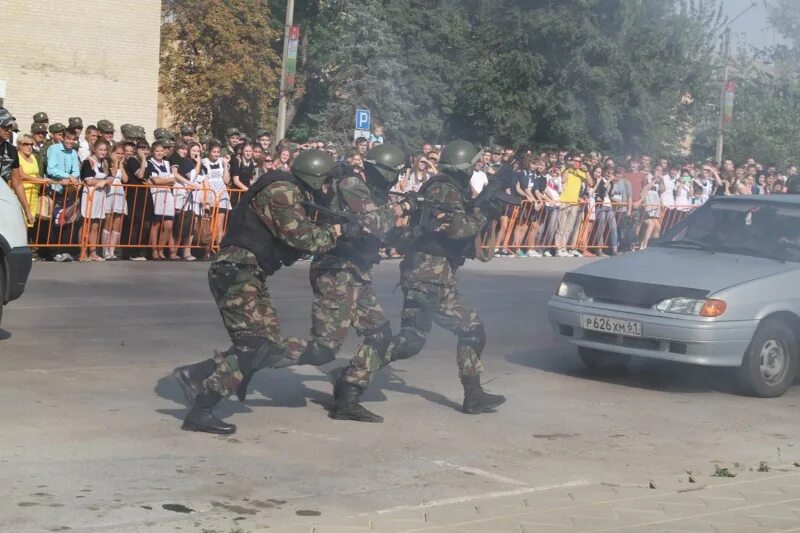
[2,107,799,263]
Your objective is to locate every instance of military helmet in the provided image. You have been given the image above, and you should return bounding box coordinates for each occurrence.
[97,119,114,133]
[439,140,482,174]
[153,127,171,140]
[31,122,48,134]
[0,108,15,128]
[49,122,66,134]
[364,143,406,186]
[68,117,83,129]
[180,124,195,136]
[120,123,135,138]
[291,149,335,191]
[33,111,48,124]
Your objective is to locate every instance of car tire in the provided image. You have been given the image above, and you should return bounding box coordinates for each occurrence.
[578,347,630,371]
[737,318,798,398]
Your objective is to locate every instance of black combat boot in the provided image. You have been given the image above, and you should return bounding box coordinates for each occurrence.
[181,392,236,435]
[330,381,383,423]
[173,359,217,407]
[235,373,254,403]
[461,375,506,414]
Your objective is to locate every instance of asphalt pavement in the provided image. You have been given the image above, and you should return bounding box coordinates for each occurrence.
[1,258,799,532]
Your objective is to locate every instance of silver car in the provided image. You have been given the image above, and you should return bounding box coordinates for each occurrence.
[548,195,800,397]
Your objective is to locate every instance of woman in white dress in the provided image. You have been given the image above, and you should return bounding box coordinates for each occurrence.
[202,142,231,251]
[102,143,129,260]
[145,141,178,260]
[79,140,113,261]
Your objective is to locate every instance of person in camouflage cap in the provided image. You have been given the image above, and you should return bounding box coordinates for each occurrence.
[384,140,506,416]
[173,149,343,435]
[33,111,49,125]
[235,144,413,424]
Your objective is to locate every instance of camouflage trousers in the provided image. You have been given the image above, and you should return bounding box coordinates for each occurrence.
[202,260,304,397]
[307,266,391,389]
[386,254,485,379]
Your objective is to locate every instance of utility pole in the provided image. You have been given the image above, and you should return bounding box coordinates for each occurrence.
[715,27,730,165]
[275,0,295,145]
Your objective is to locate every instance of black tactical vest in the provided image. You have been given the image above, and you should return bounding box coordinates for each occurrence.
[220,171,305,275]
[408,174,475,265]
[324,174,384,270]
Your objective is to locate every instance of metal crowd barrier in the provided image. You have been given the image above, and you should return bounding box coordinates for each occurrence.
[24,180,225,260]
[480,201,697,253]
[23,180,700,259]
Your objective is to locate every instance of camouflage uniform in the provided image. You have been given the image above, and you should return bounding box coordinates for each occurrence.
[202,179,337,398]
[296,174,399,386]
[386,178,488,380]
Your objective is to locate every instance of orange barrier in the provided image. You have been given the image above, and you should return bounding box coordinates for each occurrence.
[25,181,226,261]
[23,181,699,260]
[481,201,698,254]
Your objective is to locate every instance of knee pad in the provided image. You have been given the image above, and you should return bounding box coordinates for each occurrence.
[364,321,392,357]
[458,323,486,356]
[391,330,426,361]
[297,341,337,366]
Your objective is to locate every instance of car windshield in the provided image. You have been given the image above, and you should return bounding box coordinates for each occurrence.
[655,199,800,263]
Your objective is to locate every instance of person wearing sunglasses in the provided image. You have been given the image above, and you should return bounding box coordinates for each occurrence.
[0,109,34,226]
[16,134,48,230]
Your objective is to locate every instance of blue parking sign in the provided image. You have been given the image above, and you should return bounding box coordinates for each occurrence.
[355,109,371,131]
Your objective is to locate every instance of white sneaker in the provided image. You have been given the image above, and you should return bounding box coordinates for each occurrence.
[131,256,147,261]
[526,250,542,257]
[62,253,74,262]
[569,249,582,257]
[53,253,64,262]
[541,250,553,257]
[555,249,572,257]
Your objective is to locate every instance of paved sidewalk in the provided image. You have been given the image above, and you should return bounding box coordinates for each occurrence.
[281,470,800,532]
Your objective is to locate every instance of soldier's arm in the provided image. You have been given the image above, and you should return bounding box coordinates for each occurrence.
[425,182,487,239]
[337,176,399,239]
[254,182,339,253]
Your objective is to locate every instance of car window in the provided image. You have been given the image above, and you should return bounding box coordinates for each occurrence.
[657,200,800,262]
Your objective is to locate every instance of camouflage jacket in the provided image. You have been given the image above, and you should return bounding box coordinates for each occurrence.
[216,179,338,268]
[312,174,398,279]
[403,178,487,284]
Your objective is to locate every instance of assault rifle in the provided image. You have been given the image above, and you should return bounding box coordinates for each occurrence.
[302,201,366,239]
[387,190,456,214]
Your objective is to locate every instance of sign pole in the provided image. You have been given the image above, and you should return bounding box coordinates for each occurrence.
[715,27,731,164]
[276,0,295,145]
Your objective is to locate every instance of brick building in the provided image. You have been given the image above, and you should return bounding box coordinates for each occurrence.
[0,0,161,135]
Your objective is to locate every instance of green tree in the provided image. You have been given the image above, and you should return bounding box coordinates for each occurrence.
[720,0,800,167]
[160,0,281,139]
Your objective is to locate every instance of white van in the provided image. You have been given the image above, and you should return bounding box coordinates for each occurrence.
[0,177,32,325]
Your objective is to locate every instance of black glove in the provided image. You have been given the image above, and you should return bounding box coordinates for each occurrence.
[398,197,416,216]
[339,213,363,238]
[478,199,505,221]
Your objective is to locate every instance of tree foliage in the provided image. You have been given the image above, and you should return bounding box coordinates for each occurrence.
[285,0,724,156]
[160,0,281,139]
[719,0,800,166]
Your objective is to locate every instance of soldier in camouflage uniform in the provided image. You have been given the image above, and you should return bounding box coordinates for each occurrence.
[298,144,410,423]
[383,140,506,415]
[173,149,342,435]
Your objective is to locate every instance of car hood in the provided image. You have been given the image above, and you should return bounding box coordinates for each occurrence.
[572,247,800,293]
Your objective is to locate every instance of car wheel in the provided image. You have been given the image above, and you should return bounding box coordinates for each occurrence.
[737,319,798,398]
[578,347,630,371]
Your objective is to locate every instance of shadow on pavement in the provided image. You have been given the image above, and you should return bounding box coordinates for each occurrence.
[506,347,742,395]
[0,329,11,341]
[154,359,463,422]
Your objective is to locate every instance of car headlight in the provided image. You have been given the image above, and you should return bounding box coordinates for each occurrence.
[557,281,587,300]
[655,298,727,317]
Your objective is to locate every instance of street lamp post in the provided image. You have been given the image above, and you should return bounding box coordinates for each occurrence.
[275,0,295,145]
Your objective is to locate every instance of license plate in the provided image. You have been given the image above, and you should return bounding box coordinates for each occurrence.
[581,315,642,337]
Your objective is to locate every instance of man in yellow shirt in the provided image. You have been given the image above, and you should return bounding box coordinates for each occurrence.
[555,155,593,257]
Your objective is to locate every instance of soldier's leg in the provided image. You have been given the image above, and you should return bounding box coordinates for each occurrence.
[388,279,438,362]
[207,261,294,403]
[432,282,505,414]
[333,279,391,423]
[296,269,358,366]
